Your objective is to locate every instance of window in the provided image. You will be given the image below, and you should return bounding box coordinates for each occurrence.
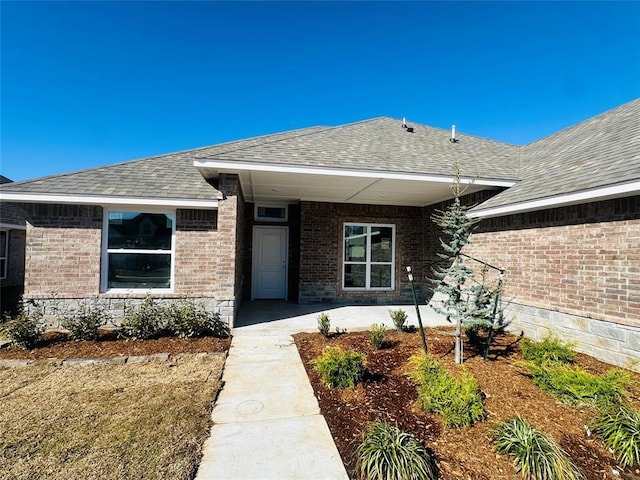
[343,223,395,290]
[103,211,175,291]
[0,230,8,280]
[255,205,287,222]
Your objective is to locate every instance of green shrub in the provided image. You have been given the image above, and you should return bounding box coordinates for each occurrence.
[523,362,630,408]
[0,305,45,349]
[356,420,437,480]
[61,303,110,341]
[369,324,386,350]
[388,308,408,332]
[166,298,229,338]
[121,296,165,340]
[520,335,576,366]
[494,416,585,480]
[409,353,485,428]
[313,346,365,389]
[317,313,331,338]
[593,404,640,468]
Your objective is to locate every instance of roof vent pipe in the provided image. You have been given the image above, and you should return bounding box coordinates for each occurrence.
[402,117,407,128]
[450,124,457,143]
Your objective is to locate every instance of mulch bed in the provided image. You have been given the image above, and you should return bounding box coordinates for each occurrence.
[0,329,231,359]
[294,328,640,480]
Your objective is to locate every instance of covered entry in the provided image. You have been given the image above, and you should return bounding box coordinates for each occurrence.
[252,225,288,299]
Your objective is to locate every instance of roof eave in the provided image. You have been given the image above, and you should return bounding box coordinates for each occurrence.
[0,192,219,210]
[469,180,640,219]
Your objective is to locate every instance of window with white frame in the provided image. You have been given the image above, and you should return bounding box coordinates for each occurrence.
[103,211,175,290]
[0,230,8,280]
[343,223,395,290]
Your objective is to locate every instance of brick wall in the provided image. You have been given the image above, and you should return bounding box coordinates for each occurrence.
[464,196,640,370]
[298,201,426,304]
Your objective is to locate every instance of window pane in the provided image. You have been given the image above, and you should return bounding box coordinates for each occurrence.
[257,206,286,220]
[108,212,173,250]
[344,264,366,288]
[0,231,6,258]
[371,227,393,262]
[345,225,367,262]
[108,253,171,289]
[370,264,392,288]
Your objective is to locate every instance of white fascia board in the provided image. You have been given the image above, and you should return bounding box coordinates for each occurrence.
[194,159,517,188]
[0,223,26,230]
[469,180,640,219]
[0,193,218,209]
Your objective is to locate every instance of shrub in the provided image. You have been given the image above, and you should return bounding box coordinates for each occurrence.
[409,353,485,428]
[121,296,165,340]
[317,313,331,338]
[369,324,386,350]
[312,346,365,389]
[523,362,630,408]
[520,335,576,366]
[61,303,110,341]
[0,305,45,349]
[593,404,640,468]
[494,416,585,480]
[356,420,437,480]
[166,298,229,338]
[388,308,408,332]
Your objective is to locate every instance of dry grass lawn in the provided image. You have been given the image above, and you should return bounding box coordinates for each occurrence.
[0,354,225,480]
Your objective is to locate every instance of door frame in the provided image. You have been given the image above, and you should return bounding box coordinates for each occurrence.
[251,225,289,300]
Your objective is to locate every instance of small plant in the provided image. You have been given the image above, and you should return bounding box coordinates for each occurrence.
[121,296,165,340]
[369,324,386,350]
[522,362,630,408]
[312,346,365,389]
[166,298,229,338]
[409,353,484,428]
[592,404,640,468]
[317,313,331,338]
[0,305,45,349]
[388,308,408,332]
[494,416,585,480]
[520,335,576,366]
[61,303,110,341]
[356,420,438,480]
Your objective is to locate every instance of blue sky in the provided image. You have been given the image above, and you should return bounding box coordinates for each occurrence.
[1,1,639,182]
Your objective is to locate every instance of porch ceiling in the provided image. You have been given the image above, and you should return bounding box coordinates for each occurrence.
[196,162,515,207]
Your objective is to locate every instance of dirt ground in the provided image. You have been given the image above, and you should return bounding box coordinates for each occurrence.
[0,329,231,359]
[294,328,640,480]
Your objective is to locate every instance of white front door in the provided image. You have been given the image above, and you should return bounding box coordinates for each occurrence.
[252,226,288,299]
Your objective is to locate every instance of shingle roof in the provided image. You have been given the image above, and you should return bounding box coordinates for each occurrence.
[196,117,521,181]
[0,127,324,200]
[472,98,640,212]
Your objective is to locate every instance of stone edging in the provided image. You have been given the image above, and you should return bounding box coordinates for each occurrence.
[0,351,225,368]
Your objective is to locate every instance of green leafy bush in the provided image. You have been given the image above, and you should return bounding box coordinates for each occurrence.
[356,420,437,480]
[313,346,365,389]
[388,308,408,332]
[121,296,165,340]
[62,303,110,341]
[317,313,331,338]
[0,305,45,349]
[520,335,576,365]
[593,404,640,468]
[166,298,229,338]
[409,353,485,428]
[494,416,585,480]
[523,362,630,408]
[369,324,386,350]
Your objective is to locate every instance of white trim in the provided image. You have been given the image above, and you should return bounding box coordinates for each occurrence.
[194,159,517,188]
[342,223,396,291]
[100,210,176,293]
[252,225,289,300]
[0,223,26,230]
[0,192,218,209]
[469,180,640,219]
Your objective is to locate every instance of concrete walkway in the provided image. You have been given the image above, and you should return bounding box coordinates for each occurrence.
[195,302,449,480]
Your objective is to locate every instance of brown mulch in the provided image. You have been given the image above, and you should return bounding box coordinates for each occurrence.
[0,329,231,360]
[294,328,640,480]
